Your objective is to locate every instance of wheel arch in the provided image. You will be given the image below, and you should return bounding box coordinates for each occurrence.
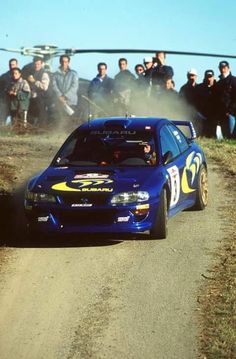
[163,182,171,212]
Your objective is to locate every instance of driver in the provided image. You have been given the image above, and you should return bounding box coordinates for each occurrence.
[143,143,157,165]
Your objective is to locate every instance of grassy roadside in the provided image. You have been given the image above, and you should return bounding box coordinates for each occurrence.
[197,138,236,359]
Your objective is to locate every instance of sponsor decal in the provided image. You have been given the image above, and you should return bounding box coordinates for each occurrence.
[173,130,182,143]
[90,130,136,135]
[51,178,113,192]
[37,216,49,222]
[117,216,130,222]
[181,152,202,193]
[74,173,109,179]
[167,165,180,207]
[71,203,92,207]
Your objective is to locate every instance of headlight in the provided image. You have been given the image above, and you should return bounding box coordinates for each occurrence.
[111,191,149,204]
[25,191,56,203]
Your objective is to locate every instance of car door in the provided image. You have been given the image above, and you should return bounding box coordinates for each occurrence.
[159,124,192,216]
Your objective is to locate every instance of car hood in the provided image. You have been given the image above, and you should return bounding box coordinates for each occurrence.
[31,166,161,194]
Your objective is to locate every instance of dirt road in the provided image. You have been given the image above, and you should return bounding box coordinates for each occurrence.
[0,160,225,359]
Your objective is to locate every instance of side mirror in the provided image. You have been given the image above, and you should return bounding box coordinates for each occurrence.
[162,151,173,165]
[57,157,69,165]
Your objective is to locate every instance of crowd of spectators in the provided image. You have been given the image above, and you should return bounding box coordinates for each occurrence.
[0,52,236,139]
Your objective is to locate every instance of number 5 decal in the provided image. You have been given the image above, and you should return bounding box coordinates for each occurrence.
[167,166,180,207]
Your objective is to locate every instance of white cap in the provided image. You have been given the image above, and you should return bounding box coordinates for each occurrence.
[188,68,198,76]
[143,56,153,63]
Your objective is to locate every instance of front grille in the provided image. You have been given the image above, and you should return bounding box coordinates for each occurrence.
[59,193,110,206]
[55,209,117,226]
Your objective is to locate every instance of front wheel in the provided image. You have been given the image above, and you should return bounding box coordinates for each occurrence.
[149,188,168,239]
[193,164,209,210]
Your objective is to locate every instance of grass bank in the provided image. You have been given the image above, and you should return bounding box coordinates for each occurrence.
[197,138,236,359]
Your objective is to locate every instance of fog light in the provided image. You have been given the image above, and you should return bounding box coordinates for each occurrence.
[131,203,150,216]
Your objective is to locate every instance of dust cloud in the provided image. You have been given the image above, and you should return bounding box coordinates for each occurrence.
[79,90,201,136]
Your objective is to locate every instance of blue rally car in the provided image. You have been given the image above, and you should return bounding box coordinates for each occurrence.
[24,117,208,239]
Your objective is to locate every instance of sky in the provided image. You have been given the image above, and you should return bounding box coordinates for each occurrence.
[1,0,236,90]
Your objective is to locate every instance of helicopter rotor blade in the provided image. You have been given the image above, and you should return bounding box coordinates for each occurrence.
[0,48,23,54]
[1,47,236,59]
[0,46,65,60]
[0,47,45,57]
[70,49,236,59]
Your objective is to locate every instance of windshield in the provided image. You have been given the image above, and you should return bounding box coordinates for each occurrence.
[54,130,157,167]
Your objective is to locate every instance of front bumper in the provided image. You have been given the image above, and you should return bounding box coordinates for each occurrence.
[24,201,158,234]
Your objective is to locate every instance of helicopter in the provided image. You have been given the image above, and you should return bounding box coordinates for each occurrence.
[1,44,236,81]
[1,44,236,63]
[1,44,236,82]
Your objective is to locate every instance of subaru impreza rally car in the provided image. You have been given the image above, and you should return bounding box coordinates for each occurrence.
[24,117,208,239]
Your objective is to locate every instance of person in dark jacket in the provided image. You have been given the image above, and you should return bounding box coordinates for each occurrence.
[179,68,198,107]
[0,58,18,125]
[114,58,136,92]
[214,60,236,138]
[195,70,217,137]
[133,64,146,93]
[88,62,114,116]
[179,69,205,135]
[113,58,136,115]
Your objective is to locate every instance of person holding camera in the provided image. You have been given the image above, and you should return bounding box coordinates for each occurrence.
[152,52,174,89]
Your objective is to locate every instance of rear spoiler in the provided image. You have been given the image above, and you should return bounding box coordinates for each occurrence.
[172,120,197,141]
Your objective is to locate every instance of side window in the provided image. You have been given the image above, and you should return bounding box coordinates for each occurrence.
[167,124,189,153]
[160,126,181,159]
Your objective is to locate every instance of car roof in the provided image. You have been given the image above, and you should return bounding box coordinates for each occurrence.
[78,116,170,132]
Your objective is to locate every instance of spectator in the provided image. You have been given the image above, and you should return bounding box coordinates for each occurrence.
[134,64,144,77]
[164,78,177,93]
[27,57,52,125]
[179,68,198,107]
[7,67,31,126]
[143,56,153,87]
[0,58,18,125]
[158,78,181,118]
[163,78,179,102]
[52,55,79,121]
[22,62,34,80]
[214,60,236,138]
[134,64,145,87]
[114,58,136,114]
[195,70,217,137]
[152,51,174,90]
[179,69,204,135]
[88,62,114,116]
[133,63,145,93]
[141,56,155,102]
[129,64,147,114]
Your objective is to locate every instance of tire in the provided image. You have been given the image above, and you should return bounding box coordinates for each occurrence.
[150,188,168,239]
[193,164,209,210]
